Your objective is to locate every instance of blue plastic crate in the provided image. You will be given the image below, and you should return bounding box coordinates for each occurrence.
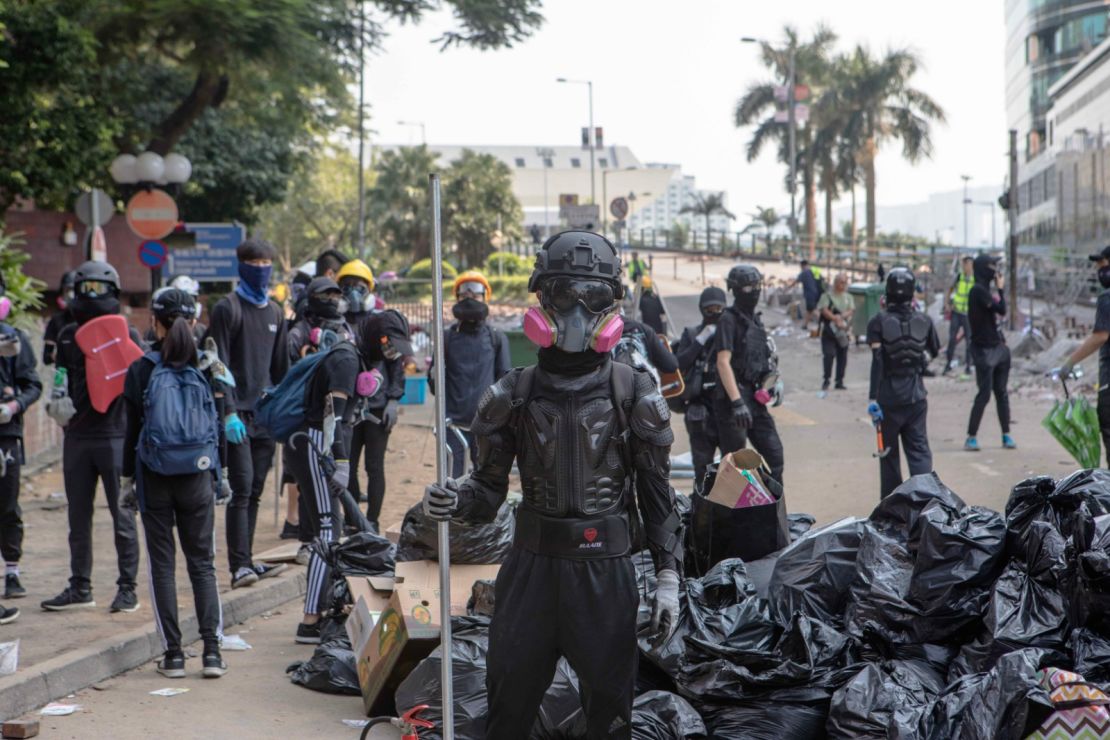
[399,376,427,405]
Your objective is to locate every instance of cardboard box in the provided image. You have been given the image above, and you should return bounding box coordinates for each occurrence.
[383,520,403,545]
[708,449,774,508]
[354,560,501,716]
[345,575,395,656]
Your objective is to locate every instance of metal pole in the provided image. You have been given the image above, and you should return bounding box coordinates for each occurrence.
[89,188,100,261]
[356,6,366,258]
[787,47,797,250]
[961,175,970,249]
[587,81,596,205]
[1008,130,1019,331]
[429,173,454,739]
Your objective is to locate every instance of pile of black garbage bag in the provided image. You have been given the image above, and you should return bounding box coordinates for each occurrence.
[391,471,1110,738]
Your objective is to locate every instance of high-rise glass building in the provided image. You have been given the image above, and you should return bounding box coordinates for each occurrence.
[1005,0,1110,161]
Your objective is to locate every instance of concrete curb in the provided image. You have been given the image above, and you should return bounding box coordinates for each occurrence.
[0,570,306,722]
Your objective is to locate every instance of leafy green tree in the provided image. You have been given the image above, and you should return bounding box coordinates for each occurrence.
[0,231,45,332]
[366,146,441,261]
[669,221,690,250]
[679,192,735,251]
[443,150,524,267]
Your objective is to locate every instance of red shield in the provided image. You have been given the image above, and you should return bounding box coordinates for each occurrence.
[583,527,598,543]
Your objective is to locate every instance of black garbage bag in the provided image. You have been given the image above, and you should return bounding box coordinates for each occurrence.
[287,639,361,696]
[869,472,966,538]
[631,691,706,740]
[637,558,779,682]
[467,579,497,617]
[1068,628,1110,682]
[1006,471,1110,559]
[325,529,396,574]
[1068,507,1110,631]
[698,685,832,740]
[918,648,1054,740]
[768,517,866,626]
[826,659,945,739]
[396,499,515,564]
[529,658,582,739]
[788,512,816,541]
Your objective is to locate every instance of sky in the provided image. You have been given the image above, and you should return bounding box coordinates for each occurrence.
[362,0,1006,226]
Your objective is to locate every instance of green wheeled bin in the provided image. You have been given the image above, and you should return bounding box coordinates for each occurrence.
[848,282,884,343]
[504,330,537,368]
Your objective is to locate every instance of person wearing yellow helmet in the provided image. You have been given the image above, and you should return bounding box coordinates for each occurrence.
[638,275,667,334]
[430,270,510,476]
[336,259,379,326]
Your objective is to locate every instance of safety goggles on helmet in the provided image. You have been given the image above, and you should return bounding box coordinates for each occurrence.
[539,277,616,315]
[456,281,488,299]
[76,280,117,298]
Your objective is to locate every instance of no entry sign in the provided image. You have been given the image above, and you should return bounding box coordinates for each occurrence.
[126,189,178,240]
[138,240,168,269]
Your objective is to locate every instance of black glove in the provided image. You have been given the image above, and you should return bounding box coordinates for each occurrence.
[731,398,753,430]
[381,399,399,431]
[423,478,459,521]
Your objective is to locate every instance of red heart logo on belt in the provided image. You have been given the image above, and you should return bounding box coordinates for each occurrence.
[583,527,598,543]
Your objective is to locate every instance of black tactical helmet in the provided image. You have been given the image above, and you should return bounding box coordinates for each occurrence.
[73,260,121,293]
[527,230,624,297]
[151,288,196,322]
[726,264,762,295]
[885,267,915,304]
[60,270,76,291]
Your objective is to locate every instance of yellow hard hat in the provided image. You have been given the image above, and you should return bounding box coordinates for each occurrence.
[641,275,653,290]
[337,259,375,291]
[454,270,492,300]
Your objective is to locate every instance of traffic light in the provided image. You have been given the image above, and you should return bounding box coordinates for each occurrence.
[998,190,1011,210]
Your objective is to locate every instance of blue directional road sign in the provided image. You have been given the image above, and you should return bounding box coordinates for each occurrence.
[162,223,246,281]
[138,240,168,269]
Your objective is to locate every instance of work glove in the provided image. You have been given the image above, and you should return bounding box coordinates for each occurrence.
[771,379,784,408]
[423,478,460,521]
[651,569,681,644]
[120,476,137,511]
[1049,362,1077,381]
[867,400,883,424]
[730,398,753,430]
[0,335,20,358]
[46,396,76,427]
[328,459,350,497]
[381,399,400,431]
[695,324,717,345]
[225,412,248,445]
[216,468,232,505]
[0,401,19,425]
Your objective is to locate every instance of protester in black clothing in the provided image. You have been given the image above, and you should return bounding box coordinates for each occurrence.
[715,265,785,484]
[638,276,667,334]
[354,306,410,529]
[612,314,679,386]
[964,253,1015,452]
[42,270,75,366]
[0,271,43,607]
[282,281,359,644]
[315,249,348,282]
[121,289,227,679]
[424,231,682,738]
[42,261,142,613]
[866,267,941,498]
[207,239,289,589]
[428,271,510,477]
[673,286,726,486]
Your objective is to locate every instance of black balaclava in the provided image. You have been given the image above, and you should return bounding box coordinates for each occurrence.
[973,254,998,285]
[1100,265,1110,290]
[452,298,489,327]
[537,346,608,376]
[308,293,342,323]
[699,286,727,325]
[71,294,120,325]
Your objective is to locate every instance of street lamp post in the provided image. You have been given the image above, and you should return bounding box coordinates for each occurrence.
[398,120,427,145]
[961,174,971,249]
[556,77,596,204]
[975,201,998,248]
[536,147,554,238]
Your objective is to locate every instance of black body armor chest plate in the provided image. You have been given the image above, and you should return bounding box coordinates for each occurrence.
[516,364,628,518]
[880,310,930,374]
[736,310,773,385]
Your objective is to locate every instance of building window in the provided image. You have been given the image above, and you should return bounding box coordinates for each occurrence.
[599,158,609,168]
[570,158,581,168]
[514,158,526,167]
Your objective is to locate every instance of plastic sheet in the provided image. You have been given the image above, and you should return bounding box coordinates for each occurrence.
[768,517,866,626]
[396,499,515,564]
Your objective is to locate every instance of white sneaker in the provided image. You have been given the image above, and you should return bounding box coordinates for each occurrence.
[295,544,311,566]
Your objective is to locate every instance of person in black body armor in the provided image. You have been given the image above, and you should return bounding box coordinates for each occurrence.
[43,270,76,366]
[423,230,683,740]
[866,267,941,498]
[673,286,726,486]
[714,265,785,485]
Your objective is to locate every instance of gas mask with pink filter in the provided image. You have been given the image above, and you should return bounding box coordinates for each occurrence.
[523,276,623,354]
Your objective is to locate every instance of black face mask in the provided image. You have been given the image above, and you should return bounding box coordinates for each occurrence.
[308,295,342,322]
[734,290,760,313]
[452,298,489,324]
[71,295,120,325]
[700,308,724,325]
[537,346,608,376]
[1099,266,1110,289]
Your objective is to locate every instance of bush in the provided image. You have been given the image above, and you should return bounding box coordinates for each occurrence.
[0,231,44,333]
[487,275,531,302]
[483,251,532,277]
[407,258,457,281]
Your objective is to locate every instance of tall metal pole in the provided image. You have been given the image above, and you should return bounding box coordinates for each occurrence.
[429,174,454,739]
[356,5,366,258]
[961,174,971,249]
[787,47,797,249]
[1007,131,1019,331]
[587,81,596,205]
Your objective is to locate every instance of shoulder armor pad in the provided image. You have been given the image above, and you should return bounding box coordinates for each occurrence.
[630,380,674,446]
[908,312,931,341]
[470,368,522,435]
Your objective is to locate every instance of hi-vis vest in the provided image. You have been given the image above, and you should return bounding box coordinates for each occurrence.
[952,273,973,314]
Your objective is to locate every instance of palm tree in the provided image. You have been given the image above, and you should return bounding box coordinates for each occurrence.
[833,45,946,244]
[680,192,735,251]
[735,25,837,258]
[750,205,780,233]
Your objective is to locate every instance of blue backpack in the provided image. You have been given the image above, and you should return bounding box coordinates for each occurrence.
[138,352,220,476]
[255,342,357,443]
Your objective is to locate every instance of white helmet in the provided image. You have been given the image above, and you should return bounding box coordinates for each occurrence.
[169,274,200,296]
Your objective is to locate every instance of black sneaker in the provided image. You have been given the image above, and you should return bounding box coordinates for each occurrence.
[254,562,287,580]
[821,380,830,391]
[834,382,847,390]
[202,651,228,678]
[5,573,25,599]
[279,520,300,540]
[231,567,259,589]
[0,605,18,624]
[110,588,140,613]
[156,651,186,679]
[41,587,95,611]
[295,622,321,644]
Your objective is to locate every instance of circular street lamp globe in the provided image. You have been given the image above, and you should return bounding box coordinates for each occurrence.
[135,151,165,183]
[163,153,192,184]
[109,154,138,184]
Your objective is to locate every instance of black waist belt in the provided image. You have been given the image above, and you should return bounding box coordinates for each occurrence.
[513,508,631,559]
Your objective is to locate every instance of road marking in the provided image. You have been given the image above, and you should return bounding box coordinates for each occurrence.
[970,462,1000,477]
[769,407,817,426]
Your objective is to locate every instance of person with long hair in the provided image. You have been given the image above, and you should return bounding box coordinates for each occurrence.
[121,289,227,678]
